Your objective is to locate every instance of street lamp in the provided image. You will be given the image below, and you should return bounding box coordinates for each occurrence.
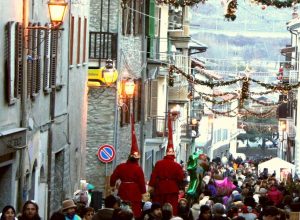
[102,59,119,86]
[48,1,68,26]
[27,0,68,30]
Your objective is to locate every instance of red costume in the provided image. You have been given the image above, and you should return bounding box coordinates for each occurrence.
[148,113,184,215]
[110,159,146,217]
[110,114,146,218]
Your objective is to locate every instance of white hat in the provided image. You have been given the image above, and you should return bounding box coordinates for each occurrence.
[143,201,152,211]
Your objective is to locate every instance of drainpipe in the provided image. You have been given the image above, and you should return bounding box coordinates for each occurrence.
[18,0,29,212]
[140,0,147,170]
[113,0,122,169]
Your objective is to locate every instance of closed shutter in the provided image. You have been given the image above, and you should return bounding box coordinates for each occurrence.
[136,78,142,122]
[50,29,58,88]
[150,80,158,116]
[133,0,142,35]
[27,23,33,97]
[77,17,81,64]
[82,17,87,63]
[31,23,37,97]
[144,80,149,120]
[36,22,42,93]
[69,16,74,65]
[15,22,23,98]
[43,24,51,93]
[5,22,16,105]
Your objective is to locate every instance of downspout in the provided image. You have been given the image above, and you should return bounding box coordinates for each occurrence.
[113,0,122,169]
[18,0,29,212]
[140,0,146,170]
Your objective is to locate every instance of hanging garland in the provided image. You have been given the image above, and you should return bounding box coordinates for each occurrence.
[170,65,243,88]
[249,89,279,95]
[155,0,205,7]
[250,0,300,8]
[249,96,282,106]
[250,78,300,93]
[206,105,239,117]
[242,106,276,117]
[201,93,238,104]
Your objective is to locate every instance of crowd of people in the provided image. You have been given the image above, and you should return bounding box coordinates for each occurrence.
[1,113,300,220]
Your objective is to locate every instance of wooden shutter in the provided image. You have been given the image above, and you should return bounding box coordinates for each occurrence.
[134,78,142,122]
[31,23,37,97]
[133,0,142,35]
[83,17,87,63]
[43,24,51,93]
[77,17,81,64]
[144,80,149,120]
[15,22,23,98]
[69,15,74,65]
[5,22,17,105]
[36,23,42,93]
[150,80,158,117]
[27,23,33,97]
[122,7,131,35]
[50,29,58,88]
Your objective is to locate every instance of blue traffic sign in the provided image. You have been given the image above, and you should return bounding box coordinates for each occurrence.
[97,144,115,163]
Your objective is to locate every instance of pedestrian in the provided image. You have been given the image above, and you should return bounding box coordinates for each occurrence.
[0,205,17,220]
[92,194,120,220]
[148,113,184,216]
[162,203,174,220]
[147,202,163,220]
[18,201,41,220]
[111,207,134,220]
[82,207,94,220]
[110,114,146,219]
[197,205,212,220]
[61,199,81,220]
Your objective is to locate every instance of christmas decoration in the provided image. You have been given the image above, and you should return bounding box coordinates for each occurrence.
[224,0,238,21]
[250,0,300,8]
[155,0,205,7]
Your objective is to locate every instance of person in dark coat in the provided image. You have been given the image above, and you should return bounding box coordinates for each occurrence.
[148,113,185,216]
[92,195,120,220]
[110,114,146,219]
[18,201,41,220]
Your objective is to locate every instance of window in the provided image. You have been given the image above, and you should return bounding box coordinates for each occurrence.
[122,0,143,35]
[77,17,81,65]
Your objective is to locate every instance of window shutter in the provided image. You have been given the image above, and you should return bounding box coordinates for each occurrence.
[50,29,58,88]
[133,0,142,35]
[144,80,149,120]
[15,22,23,98]
[27,22,33,97]
[31,23,37,97]
[135,79,142,122]
[43,24,51,93]
[5,22,16,105]
[77,17,81,64]
[83,17,87,63]
[36,22,42,93]
[69,16,74,65]
[150,80,158,117]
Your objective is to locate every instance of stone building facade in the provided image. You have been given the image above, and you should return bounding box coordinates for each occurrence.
[86,0,145,192]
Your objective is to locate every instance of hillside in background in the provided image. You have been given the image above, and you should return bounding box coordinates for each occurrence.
[190,0,293,70]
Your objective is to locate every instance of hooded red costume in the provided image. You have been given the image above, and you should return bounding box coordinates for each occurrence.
[148,113,184,215]
[110,114,146,218]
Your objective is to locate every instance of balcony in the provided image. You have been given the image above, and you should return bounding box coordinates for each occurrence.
[89,32,117,62]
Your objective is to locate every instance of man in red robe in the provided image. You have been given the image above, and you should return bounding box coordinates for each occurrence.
[110,115,146,218]
[148,113,184,215]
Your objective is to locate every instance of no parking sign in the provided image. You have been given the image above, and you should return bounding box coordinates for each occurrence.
[97,144,115,163]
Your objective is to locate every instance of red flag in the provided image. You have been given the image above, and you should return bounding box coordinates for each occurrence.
[130,114,140,158]
[166,112,175,156]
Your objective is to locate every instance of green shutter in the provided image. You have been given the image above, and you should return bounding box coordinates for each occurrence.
[149,0,155,59]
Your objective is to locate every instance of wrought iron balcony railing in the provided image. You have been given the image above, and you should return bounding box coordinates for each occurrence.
[89,32,117,60]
